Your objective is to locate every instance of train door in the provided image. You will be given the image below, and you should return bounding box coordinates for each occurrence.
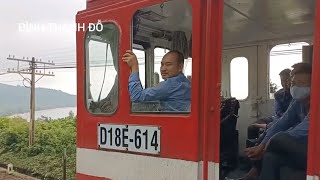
[222,46,259,150]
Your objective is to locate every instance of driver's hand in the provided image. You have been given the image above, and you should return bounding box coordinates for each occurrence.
[122,50,139,72]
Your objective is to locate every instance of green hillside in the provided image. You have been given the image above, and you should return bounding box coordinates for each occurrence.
[0,83,76,116]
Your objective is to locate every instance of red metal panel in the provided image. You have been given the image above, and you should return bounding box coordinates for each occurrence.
[86,0,120,9]
[76,0,202,162]
[206,0,224,163]
[307,0,320,177]
[200,0,224,179]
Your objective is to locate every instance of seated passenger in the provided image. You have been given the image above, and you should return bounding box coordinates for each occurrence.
[247,69,292,140]
[122,50,191,112]
[245,62,312,180]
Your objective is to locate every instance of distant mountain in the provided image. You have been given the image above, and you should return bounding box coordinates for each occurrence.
[0,83,76,116]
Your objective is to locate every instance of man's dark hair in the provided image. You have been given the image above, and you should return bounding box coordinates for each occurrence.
[279,69,291,77]
[291,62,312,76]
[167,50,185,64]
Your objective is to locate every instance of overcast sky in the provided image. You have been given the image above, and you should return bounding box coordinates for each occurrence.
[0,0,86,95]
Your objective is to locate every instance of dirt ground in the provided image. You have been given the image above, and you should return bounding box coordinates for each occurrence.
[0,168,38,180]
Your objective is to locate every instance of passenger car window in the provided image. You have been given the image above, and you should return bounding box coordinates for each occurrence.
[269,42,308,99]
[230,57,248,100]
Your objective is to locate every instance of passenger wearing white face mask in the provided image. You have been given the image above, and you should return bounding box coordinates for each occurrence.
[244,62,312,180]
[290,85,311,100]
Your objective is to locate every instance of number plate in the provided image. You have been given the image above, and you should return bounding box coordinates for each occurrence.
[98,124,161,155]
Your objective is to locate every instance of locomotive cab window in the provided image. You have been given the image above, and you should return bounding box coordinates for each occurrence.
[85,23,120,114]
[129,0,192,114]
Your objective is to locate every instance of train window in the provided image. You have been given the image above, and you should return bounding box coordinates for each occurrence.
[230,57,248,100]
[269,42,308,99]
[85,23,119,114]
[130,0,192,113]
[133,48,146,88]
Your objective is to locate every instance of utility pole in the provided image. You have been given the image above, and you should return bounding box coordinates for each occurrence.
[7,55,55,146]
[30,58,36,147]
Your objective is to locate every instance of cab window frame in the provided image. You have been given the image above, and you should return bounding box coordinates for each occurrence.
[84,22,120,116]
[129,3,192,115]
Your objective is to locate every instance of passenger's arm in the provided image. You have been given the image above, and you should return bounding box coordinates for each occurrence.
[128,72,171,102]
[287,113,309,139]
[261,100,299,145]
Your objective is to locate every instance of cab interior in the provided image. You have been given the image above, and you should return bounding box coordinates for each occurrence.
[128,0,316,179]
